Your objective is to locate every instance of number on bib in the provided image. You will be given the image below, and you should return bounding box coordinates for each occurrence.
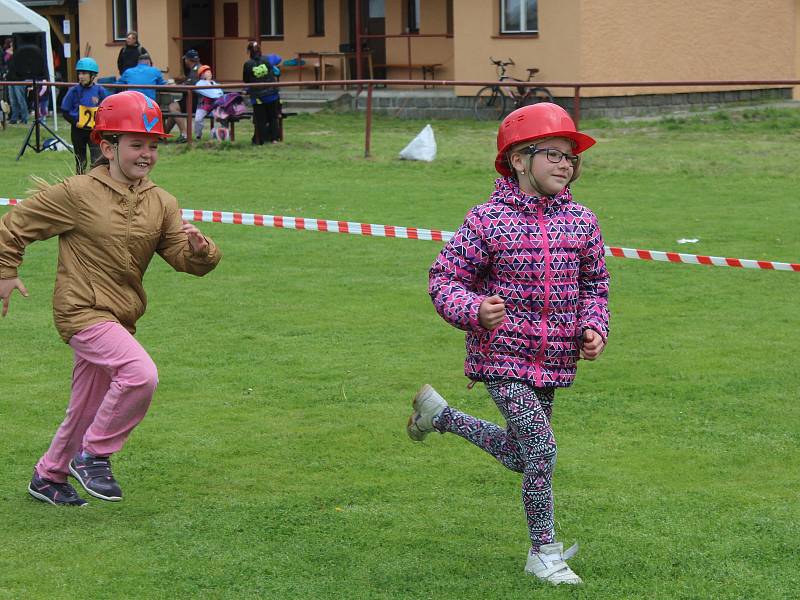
[77,105,98,129]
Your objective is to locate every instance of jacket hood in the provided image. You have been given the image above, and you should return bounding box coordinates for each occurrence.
[88,165,157,195]
[491,176,571,214]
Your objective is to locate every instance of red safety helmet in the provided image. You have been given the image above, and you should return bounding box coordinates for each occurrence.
[495,103,595,177]
[91,91,171,144]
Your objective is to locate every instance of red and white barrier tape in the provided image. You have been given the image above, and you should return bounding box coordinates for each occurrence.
[2,197,798,272]
[180,208,449,242]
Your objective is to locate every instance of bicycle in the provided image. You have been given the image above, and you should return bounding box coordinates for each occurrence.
[473,57,554,121]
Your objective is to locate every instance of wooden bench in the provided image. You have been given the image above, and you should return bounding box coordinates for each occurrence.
[373,63,443,86]
[162,109,296,143]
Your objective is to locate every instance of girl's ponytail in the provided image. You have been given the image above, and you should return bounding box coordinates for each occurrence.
[91,155,110,168]
[91,133,121,168]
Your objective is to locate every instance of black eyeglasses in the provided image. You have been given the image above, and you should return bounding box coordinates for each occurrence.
[521,146,579,167]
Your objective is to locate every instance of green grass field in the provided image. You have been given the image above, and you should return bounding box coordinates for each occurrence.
[0,108,798,599]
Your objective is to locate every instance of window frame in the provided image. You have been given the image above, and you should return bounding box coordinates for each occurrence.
[406,0,420,34]
[224,2,239,38]
[500,0,538,35]
[260,0,285,38]
[310,0,325,37]
[111,0,137,42]
[446,0,453,36]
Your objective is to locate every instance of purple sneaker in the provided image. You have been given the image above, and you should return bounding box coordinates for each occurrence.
[69,452,123,502]
[28,471,88,506]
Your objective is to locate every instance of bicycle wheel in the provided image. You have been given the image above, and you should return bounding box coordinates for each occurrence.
[474,86,507,121]
[520,87,554,106]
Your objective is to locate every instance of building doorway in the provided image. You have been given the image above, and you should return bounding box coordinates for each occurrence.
[181,0,214,70]
[344,0,385,80]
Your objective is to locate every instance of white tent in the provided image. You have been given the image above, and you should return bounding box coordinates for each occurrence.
[0,0,58,129]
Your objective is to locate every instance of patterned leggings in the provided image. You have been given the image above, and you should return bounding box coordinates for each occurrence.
[434,380,557,551]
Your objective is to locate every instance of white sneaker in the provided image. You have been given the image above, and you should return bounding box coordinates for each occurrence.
[525,542,583,585]
[406,384,447,441]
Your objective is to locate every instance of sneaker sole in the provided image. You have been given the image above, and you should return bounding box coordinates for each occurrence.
[406,384,436,441]
[68,463,122,502]
[407,412,426,442]
[27,485,89,507]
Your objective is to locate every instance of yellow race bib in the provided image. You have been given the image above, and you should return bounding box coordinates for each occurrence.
[77,105,98,129]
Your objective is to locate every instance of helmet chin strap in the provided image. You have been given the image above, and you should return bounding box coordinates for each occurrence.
[524,153,546,196]
[111,138,140,186]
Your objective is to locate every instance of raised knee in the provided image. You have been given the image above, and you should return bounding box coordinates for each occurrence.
[125,358,159,393]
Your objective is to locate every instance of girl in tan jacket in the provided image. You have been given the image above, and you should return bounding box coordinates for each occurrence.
[0,91,222,506]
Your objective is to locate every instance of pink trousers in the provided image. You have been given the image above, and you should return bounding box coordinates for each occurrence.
[35,321,159,483]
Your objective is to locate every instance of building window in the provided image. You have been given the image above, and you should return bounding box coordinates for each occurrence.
[112,0,137,41]
[369,0,385,18]
[224,3,239,38]
[446,0,453,35]
[310,0,324,36]
[501,0,537,34]
[260,0,284,37]
[406,0,420,34]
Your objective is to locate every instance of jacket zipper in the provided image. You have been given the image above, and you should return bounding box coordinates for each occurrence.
[125,188,134,278]
[534,203,551,388]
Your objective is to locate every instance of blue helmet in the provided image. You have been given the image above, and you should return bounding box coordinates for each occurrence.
[76,57,99,74]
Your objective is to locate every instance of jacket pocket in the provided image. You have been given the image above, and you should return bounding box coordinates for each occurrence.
[89,277,136,325]
[479,317,521,357]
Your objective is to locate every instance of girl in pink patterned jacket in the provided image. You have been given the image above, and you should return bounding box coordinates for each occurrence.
[406,103,609,586]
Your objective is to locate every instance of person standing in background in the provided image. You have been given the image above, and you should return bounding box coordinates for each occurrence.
[6,40,29,125]
[117,31,148,77]
[243,42,281,145]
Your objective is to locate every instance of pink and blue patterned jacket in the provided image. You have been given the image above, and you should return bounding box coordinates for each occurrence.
[429,176,610,388]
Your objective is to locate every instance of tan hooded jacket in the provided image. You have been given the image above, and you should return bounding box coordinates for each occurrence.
[0,166,221,342]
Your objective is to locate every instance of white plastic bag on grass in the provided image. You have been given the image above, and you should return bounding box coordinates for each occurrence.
[399,124,437,162]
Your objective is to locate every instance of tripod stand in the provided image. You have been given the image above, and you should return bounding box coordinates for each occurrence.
[16,79,72,160]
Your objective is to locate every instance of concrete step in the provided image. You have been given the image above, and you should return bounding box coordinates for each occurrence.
[281,101,325,114]
[283,105,326,114]
[282,92,354,113]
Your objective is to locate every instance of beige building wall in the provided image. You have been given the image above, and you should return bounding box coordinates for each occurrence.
[453,0,581,95]
[213,0,251,81]
[381,0,454,80]
[796,0,800,99]
[76,0,799,96]
[77,0,181,79]
[140,1,181,77]
[580,0,796,96]
[77,0,349,83]
[76,0,115,78]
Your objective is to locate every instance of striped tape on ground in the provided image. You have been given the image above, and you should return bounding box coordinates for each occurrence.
[1,197,798,272]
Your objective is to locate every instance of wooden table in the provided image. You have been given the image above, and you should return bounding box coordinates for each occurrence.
[297,51,374,89]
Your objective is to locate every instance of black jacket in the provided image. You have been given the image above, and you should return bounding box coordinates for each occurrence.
[117,43,147,76]
[242,56,277,99]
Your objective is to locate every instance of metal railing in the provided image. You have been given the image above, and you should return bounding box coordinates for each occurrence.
[3,78,798,157]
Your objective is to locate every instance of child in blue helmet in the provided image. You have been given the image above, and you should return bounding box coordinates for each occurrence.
[60,57,110,174]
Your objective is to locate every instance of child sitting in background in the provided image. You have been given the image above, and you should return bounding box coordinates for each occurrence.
[193,65,223,140]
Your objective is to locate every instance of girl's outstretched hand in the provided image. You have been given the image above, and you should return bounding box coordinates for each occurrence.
[580,328,605,360]
[181,220,209,253]
[0,277,29,317]
[479,295,506,330]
